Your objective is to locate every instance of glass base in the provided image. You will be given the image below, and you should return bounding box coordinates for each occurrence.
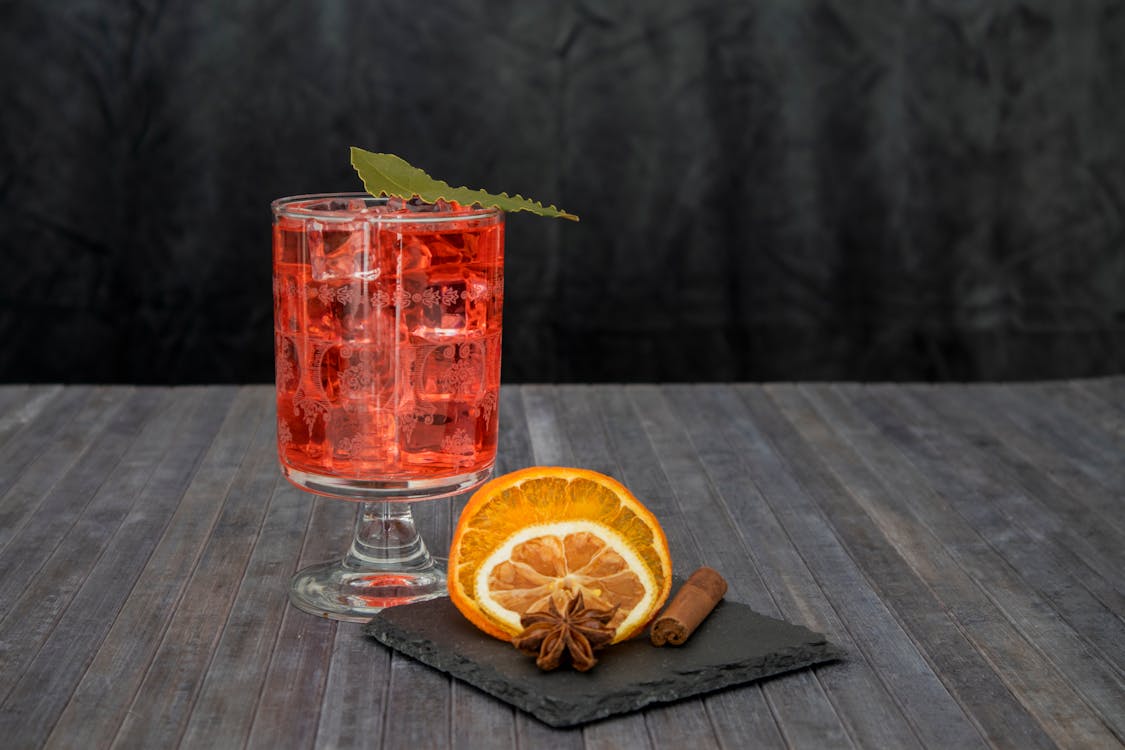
[287,499,456,622]
[289,557,448,622]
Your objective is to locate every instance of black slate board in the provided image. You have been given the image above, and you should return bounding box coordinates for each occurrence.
[364,595,843,728]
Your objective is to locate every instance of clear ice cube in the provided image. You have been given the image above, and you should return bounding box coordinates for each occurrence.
[312,225,375,281]
[399,238,432,272]
[427,235,464,265]
[404,265,491,341]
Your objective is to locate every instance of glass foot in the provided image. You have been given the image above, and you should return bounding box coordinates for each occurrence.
[289,558,447,622]
[288,500,448,622]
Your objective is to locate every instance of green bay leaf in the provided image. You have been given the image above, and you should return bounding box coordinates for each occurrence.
[350,147,579,221]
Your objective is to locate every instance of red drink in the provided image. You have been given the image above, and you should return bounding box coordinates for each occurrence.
[272,195,504,499]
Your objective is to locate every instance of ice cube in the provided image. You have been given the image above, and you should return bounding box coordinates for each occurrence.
[371,230,431,276]
[312,226,374,280]
[306,221,326,278]
[371,195,404,214]
[427,236,464,265]
[400,239,431,272]
[403,265,496,340]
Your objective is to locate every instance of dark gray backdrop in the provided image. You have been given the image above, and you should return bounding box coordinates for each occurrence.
[2,1,1123,383]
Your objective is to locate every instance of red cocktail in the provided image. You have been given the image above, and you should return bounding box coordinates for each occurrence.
[272,193,504,619]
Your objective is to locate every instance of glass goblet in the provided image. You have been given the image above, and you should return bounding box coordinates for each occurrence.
[272,193,504,621]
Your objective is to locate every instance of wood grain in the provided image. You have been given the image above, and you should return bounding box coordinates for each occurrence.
[665,384,984,750]
[768,385,1119,748]
[805,385,1125,741]
[44,387,269,750]
[1,386,235,746]
[739,385,1060,749]
[857,386,1125,667]
[0,385,61,454]
[0,382,1121,749]
[0,387,177,704]
[900,386,1125,613]
[110,394,289,749]
[0,387,129,554]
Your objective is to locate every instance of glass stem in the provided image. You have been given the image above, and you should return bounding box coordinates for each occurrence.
[343,501,437,572]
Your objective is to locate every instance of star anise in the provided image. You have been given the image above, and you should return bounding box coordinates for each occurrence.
[512,590,618,672]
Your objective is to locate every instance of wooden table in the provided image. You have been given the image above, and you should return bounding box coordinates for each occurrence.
[0,382,1122,749]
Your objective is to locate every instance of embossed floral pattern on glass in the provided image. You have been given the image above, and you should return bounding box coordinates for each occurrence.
[272,196,504,490]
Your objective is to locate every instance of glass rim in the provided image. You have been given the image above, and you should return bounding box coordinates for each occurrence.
[271,192,502,224]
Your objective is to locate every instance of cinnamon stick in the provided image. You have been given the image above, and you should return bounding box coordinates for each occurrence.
[650,567,727,646]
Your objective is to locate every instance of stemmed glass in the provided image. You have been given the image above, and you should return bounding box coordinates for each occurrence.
[272,193,504,621]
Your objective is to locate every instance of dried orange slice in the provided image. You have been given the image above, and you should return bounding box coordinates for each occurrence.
[448,466,672,644]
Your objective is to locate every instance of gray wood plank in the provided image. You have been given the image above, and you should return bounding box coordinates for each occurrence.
[634,385,922,750]
[496,385,535,475]
[109,413,291,749]
[0,387,237,748]
[0,387,178,702]
[993,384,1125,484]
[663,384,984,750]
[0,386,138,558]
[244,496,353,750]
[449,684,517,750]
[550,385,628,478]
[170,478,314,750]
[0,387,131,554]
[377,655,451,750]
[856,385,1125,671]
[0,385,83,499]
[0,384,32,433]
[1075,377,1125,419]
[1036,381,1125,455]
[961,385,1125,538]
[313,620,392,750]
[767,384,1120,749]
[582,718,656,750]
[43,387,271,750]
[803,384,1125,743]
[520,384,572,468]
[0,385,80,500]
[594,385,825,750]
[0,384,61,452]
[912,386,1125,608]
[735,385,1058,750]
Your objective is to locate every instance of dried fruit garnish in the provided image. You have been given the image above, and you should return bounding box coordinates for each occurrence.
[447,467,673,646]
[512,591,617,672]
